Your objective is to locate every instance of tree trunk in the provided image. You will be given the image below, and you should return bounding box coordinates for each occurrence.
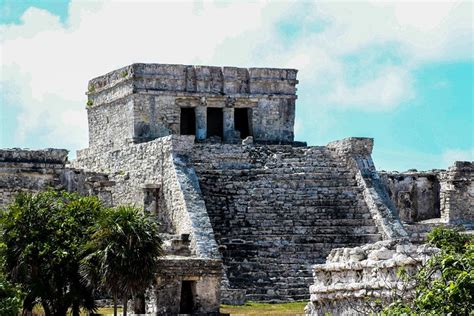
[21,308,32,316]
[133,292,146,314]
[113,296,118,316]
[72,302,80,316]
[42,302,52,316]
[22,294,35,316]
[122,296,128,316]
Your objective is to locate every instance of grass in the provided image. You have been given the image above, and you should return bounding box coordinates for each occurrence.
[30,302,306,315]
[220,301,307,315]
[94,307,123,315]
[31,306,122,315]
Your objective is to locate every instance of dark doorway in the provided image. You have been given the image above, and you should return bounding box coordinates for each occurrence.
[234,108,251,139]
[180,108,196,135]
[207,107,223,139]
[179,281,196,314]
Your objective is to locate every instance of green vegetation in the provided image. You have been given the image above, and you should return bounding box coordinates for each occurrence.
[88,85,96,93]
[1,191,103,315]
[220,301,307,315]
[0,191,163,316]
[86,100,93,107]
[81,206,162,315]
[120,70,128,78]
[381,227,473,315]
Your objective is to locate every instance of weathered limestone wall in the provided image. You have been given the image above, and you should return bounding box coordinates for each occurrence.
[86,63,298,149]
[72,135,220,259]
[305,241,439,315]
[87,95,134,150]
[327,138,408,240]
[379,171,441,223]
[0,149,114,208]
[440,161,474,225]
[187,139,387,301]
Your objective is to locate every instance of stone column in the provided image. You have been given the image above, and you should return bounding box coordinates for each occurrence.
[223,107,235,142]
[195,105,207,141]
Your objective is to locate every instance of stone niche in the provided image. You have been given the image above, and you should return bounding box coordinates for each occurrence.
[85,63,298,150]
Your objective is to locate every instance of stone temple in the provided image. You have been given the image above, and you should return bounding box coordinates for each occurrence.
[0,63,472,314]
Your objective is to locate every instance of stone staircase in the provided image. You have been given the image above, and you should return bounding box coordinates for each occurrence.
[189,144,382,301]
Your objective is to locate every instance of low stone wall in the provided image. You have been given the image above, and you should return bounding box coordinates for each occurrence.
[0,149,114,209]
[305,241,439,315]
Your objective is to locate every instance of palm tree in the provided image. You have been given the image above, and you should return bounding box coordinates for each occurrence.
[80,206,163,315]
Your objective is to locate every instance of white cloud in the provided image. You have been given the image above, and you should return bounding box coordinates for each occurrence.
[0,0,472,151]
[442,148,474,167]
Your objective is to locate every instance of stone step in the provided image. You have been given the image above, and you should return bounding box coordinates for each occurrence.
[189,144,379,302]
[220,234,382,246]
[218,224,378,235]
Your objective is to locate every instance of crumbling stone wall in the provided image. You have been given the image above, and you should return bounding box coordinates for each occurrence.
[440,161,474,225]
[379,161,473,229]
[379,171,441,223]
[73,135,220,259]
[305,241,439,315]
[0,149,114,208]
[86,63,298,150]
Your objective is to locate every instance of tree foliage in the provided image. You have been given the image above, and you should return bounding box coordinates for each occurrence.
[0,191,104,315]
[382,227,474,315]
[0,242,23,316]
[80,205,163,315]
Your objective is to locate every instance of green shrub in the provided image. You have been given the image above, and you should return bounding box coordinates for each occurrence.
[381,227,474,315]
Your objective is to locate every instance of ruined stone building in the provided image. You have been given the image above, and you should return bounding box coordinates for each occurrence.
[1,63,472,314]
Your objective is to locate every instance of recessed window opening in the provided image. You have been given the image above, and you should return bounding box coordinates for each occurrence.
[180,108,196,135]
[234,108,252,139]
[207,107,223,139]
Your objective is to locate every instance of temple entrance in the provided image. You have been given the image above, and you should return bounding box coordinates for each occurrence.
[234,108,252,139]
[179,281,196,314]
[207,108,223,139]
[180,108,196,135]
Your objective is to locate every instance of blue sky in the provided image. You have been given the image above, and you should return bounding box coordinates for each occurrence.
[1,0,472,171]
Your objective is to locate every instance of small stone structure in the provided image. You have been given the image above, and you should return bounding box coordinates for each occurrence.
[305,241,439,315]
[1,63,472,313]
